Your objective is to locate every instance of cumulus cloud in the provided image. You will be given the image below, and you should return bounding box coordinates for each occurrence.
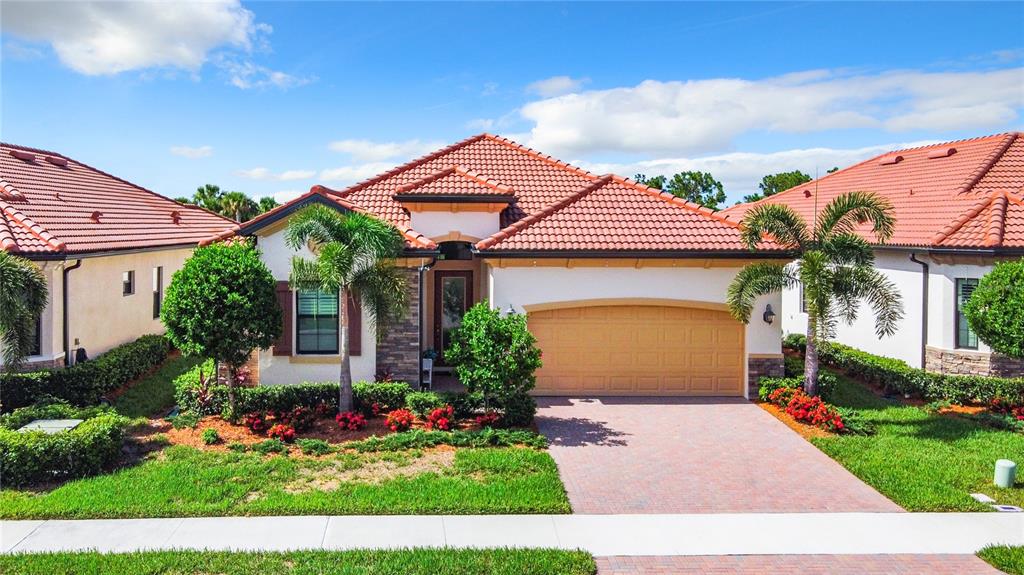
[217,56,314,90]
[170,145,213,159]
[327,139,445,163]
[235,167,315,181]
[465,118,495,131]
[521,68,1024,156]
[318,163,398,184]
[270,190,305,204]
[526,75,589,97]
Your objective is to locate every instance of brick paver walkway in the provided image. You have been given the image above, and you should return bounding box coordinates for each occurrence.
[595,555,1003,574]
[537,397,902,513]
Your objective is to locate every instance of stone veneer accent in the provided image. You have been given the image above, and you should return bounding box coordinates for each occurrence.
[925,346,1024,377]
[217,352,261,386]
[748,355,784,398]
[375,268,421,384]
[6,356,64,372]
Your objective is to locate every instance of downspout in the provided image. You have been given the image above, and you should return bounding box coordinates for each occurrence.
[909,254,929,369]
[62,259,82,366]
[417,257,437,388]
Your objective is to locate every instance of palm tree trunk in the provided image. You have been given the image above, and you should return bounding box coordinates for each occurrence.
[804,317,819,397]
[338,289,354,413]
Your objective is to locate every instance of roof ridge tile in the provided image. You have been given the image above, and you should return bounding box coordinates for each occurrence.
[394,165,514,196]
[0,200,66,251]
[954,132,1018,196]
[985,193,1009,247]
[611,175,743,229]
[0,213,18,252]
[481,133,599,182]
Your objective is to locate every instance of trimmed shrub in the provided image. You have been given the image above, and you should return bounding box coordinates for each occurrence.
[405,391,444,416]
[0,334,171,411]
[175,363,340,416]
[347,428,548,452]
[0,402,112,431]
[963,259,1024,359]
[782,333,807,354]
[297,438,332,456]
[252,438,288,454]
[438,391,483,419]
[758,376,802,402]
[784,355,804,378]
[352,381,411,414]
[200,428,220,445]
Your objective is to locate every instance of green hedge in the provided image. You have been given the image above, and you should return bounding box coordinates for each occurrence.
[758,371,836,402]
[352,381,412,412]
[0,335,171,412]
[174,361,339,415]
[0,403,130,487]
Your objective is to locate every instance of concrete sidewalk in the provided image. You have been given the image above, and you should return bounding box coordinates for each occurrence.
[3,513,1022,556]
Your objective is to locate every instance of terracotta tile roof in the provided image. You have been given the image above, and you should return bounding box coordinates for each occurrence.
[720,132,1024,250]
[0,142,235,256]
[394,165,514,199]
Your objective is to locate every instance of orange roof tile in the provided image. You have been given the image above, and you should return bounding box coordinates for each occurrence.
[394,166,514,199]
[0,143,235,256]
[721,132,1024,251]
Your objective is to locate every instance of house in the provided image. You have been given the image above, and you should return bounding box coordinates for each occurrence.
[721,132,1024,377]
[0,143,235,370]
[208,134,787,398]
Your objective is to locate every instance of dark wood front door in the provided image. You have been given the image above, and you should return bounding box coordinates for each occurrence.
[433,270,473,364]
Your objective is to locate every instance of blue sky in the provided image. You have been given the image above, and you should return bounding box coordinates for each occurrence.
[2,1,1022,204]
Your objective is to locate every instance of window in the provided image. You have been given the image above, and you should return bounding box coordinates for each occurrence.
[955,278,979,349]
[122,271,135,296]
[296,290,339,354]
[152,267,163,319]
[28,315,41,357]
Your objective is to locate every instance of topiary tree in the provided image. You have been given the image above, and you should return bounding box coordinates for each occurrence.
[161,241,281,417]
[0,252,48,370]
[964,258,1024,358]
[445,302,542,426]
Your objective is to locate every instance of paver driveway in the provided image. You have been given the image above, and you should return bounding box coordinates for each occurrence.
[536,397,902,514]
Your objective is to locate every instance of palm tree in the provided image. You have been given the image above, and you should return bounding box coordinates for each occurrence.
[220,191,259,222]
[285,205,408,412]
[0,252,49,369]
[192,184,224,214]
[727,191,904,396]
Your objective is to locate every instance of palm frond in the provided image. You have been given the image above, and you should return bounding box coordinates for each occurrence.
[289,256,325,292]
[821,233,875,267]
[0,252,49,368]
[726,263,794,323]
[739,203,810,250]
[284,205,345,251]
[351,261,408,339]
[814,191,896,243]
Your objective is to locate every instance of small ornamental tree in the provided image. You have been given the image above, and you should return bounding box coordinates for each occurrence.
[445,302,542,426]
[964,258,1024,358]
[0,252,48,370]
[161,241,281,417]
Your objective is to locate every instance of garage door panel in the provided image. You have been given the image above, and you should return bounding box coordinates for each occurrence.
[531,304,744,397]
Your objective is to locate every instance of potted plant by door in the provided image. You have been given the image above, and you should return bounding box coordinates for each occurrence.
[421,349,438,389]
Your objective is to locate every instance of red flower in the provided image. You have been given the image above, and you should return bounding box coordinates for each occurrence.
[243,412,269,433]
[475,412,501,428]
[336,411,367,431]
[425,405,455,431]
[385,408,415,432]
[267,423,296,442]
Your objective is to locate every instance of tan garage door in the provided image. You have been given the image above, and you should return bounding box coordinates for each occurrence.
[529,304,744,396]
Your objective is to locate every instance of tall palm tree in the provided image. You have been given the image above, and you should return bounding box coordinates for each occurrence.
[220,191,259,222]
[0,252,48,370]
[285,205,408,412]
[727,191,903,396]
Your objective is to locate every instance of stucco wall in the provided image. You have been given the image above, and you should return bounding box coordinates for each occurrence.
[927,259,993,354]
[255,225,376,385]
[409,210,501,242]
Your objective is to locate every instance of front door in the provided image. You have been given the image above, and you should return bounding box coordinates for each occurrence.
[433,270,473,364]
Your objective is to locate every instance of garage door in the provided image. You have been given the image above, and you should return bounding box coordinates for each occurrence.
[529,304,744,396]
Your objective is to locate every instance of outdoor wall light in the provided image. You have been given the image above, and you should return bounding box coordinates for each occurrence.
[763,304,776,325]
[507,304,516,316]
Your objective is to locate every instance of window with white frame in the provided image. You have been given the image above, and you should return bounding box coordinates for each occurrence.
[955,278,979,349]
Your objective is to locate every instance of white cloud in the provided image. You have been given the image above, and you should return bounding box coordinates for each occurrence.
[465,118,494,131]
[520,68,1024,156]
[526,75,590,97]
[170,145,213,159]
[327,139,445,163]
[217,56,314,90]
[235,167,315,181]
[481,82,499,96]
[575,140,937,203]
[1,0,261,75]
[318,162,398,185]
[271,190,305,204]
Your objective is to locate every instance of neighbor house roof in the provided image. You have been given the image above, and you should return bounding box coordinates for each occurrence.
[224,134,782,256]
[0,143,235,257]
[720,132,1024,252]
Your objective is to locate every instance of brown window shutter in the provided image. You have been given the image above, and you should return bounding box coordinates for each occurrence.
[273,281,293,356]
[348,292,362,356]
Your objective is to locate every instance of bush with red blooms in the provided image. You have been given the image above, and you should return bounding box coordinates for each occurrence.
[315,402,335,419]
[243,412,269,433]
[768,387,845,432]
[275,406,316,432]
[385,408,415,432]
[475,412,502,428]
[990,398,1024,421]
[336,411,367,431]
[369,402,383,417]
[424,405,455,431]
[267,423,296,442]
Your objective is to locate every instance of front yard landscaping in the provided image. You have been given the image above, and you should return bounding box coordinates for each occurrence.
[978,545,1024,575]
[0,549,597,575]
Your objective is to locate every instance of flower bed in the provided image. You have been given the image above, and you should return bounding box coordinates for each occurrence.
[758,377,873,435]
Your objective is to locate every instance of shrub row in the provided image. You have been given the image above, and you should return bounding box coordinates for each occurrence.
[346,428,548,452]
[0,402,130,487]
[0,334,171,412]
[758,371,837,402]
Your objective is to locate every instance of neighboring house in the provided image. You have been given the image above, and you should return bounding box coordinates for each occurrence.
[721,132,1024,377]
[0,143,235,370]
[207,134,786,398]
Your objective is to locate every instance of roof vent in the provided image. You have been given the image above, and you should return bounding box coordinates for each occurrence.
[803,189,812,198]
[90,211,103,223]
[170,210,181,224]
[9,150,35,162]
[879,155,903,166]
[927,147,957,159]
[44,156,68,167]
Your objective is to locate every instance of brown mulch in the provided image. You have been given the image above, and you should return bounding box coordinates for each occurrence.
[757,401,834,440]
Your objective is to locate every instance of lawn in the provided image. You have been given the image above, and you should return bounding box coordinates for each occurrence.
[978,545,1024,575]
[0,549,596,575]
[111,354,203,418]
[0,444,570,519]
[812,371,1024,511]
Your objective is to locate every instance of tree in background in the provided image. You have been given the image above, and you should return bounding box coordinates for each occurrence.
[743,170,812,203]
[190,184,225,214]
[176,185,273,222]
[286,205,408,412]
[258,197,280,213]
[727,192,903,396]
[634,171,726,210]
[161,241,281,417]
[0,252,48,369]
[220,191,260,222]
[964,259,1024,358]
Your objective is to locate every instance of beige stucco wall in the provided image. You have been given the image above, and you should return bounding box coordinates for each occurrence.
[409,210,501,242]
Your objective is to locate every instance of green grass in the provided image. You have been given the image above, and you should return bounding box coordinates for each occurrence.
[0,445,570,519]
[0,549,596,575]
[112,354,203,418]
[811,371,1024,511]
[978,545,1024,575]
